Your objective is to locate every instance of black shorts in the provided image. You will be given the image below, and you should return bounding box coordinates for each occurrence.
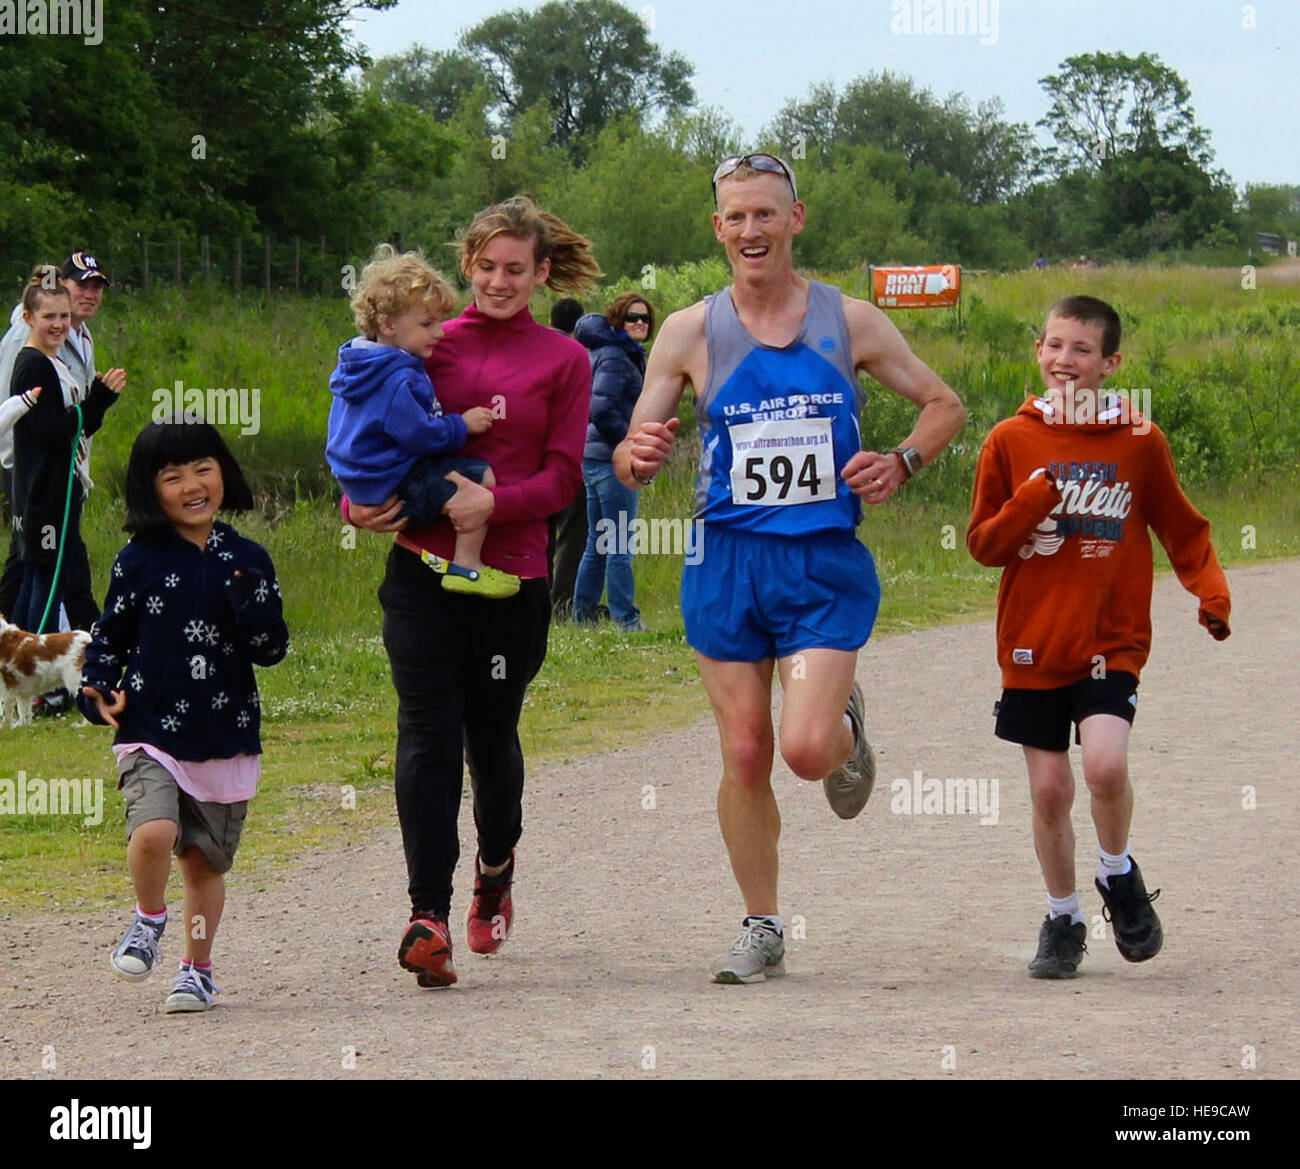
[994,670,1138,753]
[397,455,491,528]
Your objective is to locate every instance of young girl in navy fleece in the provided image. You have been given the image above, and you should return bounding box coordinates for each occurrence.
[79,421,288,1014]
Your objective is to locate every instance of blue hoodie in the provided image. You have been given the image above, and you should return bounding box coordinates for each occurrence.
[326,338,469,503]
[574,313,646,461]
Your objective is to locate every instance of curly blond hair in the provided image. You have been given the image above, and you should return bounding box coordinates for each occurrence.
[351,244,458,340]
[457,196,602,297]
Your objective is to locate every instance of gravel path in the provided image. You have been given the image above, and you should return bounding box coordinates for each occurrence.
[3,561,1296,1080]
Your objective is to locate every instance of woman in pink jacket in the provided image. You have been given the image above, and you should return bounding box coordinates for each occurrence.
[348,197,598,988]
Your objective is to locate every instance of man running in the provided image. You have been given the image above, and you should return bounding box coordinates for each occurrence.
[613,154,964,982]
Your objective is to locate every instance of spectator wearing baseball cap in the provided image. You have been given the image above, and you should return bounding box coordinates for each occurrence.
[0,249,126,647]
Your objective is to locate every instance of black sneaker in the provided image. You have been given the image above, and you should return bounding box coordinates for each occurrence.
[1027,914,1087,979]
[1095,858,1163,962]
[33,688,72,718]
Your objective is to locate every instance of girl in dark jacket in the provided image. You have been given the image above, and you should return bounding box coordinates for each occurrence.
[572,293,655,631]
[9,270,123,632]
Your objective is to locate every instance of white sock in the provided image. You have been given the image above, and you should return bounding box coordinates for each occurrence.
[1097,845,1132,887]
[746,914,783,935]
[1047,891,1083,925]
[137,905,167,925]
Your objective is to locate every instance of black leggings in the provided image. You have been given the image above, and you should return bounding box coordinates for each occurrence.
[379,544,550,917]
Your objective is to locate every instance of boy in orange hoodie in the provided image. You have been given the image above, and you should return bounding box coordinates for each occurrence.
[967,295,1231,978]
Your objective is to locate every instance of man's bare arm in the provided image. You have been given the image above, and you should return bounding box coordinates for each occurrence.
[614,303,705,489]
[840,297,965,504]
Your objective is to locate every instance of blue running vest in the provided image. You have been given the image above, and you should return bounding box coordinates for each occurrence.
[694,280,865,536]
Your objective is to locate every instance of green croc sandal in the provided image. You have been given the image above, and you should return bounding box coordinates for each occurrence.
[420,551,520,599]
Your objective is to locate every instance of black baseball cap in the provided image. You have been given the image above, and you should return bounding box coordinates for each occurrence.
[59,251,108,283]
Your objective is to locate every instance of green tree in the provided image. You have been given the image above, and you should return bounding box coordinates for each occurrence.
[364,45,488,122]
[1037,52,1213,175]
[461,0,695,152]
[765,72,1033,203]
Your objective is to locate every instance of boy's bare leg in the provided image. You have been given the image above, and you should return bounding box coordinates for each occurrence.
[447,467,493,570]
[697,653,780,915]
[775,648,856,782]
[176,846,225,965]
[1079,714,1133,855]
[1024,747,1076,897]
[128,819,178,911]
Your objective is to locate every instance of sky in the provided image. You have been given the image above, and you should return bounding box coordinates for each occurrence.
[348,0,1299,190]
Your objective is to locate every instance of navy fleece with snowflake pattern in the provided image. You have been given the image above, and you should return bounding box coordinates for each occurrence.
[77,521,288,759]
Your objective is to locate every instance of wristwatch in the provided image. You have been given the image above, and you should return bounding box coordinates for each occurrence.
[893,446,923,479]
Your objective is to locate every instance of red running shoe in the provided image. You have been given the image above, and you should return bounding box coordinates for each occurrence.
[466,851,515,955]
[398,914,457,987]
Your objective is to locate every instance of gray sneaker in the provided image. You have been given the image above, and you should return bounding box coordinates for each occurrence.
[822,681,875,819]
[711,918,786,984]
[164,963,220,1013]
[110,913,165,980]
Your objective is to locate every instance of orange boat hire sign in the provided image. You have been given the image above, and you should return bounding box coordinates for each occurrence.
[871,265,961,309]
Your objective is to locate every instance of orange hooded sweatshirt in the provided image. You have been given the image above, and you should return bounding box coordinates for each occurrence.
[967,394,1231,689]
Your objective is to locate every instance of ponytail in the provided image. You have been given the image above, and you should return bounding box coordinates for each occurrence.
[458,196,602,297]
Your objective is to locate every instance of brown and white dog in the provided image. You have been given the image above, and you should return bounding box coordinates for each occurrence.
[0,615,92,728]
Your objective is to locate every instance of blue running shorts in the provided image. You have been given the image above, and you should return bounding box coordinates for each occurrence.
[681,525,880,662]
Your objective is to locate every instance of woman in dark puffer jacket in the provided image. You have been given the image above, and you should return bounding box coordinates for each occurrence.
[572,292,656,631]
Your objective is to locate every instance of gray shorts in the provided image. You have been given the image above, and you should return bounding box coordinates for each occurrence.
[118,750,247,874]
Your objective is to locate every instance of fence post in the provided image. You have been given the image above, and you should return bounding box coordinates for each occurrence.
[294,236,300,292]
[201,235,210,281]
[174,237,182,285]
[234,237,242,291]
[264,234,271,295]
[142,238,150,290]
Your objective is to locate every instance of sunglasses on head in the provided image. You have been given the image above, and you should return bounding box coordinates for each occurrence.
[711,153,798,204]
[623,312,651,324]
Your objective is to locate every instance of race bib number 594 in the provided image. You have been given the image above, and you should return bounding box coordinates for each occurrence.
[728,417,835,506]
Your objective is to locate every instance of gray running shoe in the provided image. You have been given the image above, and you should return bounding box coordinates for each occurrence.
[711,918,786,984]
[110,913,165,980]
[164,963,220,1013]
[822,681,875,819]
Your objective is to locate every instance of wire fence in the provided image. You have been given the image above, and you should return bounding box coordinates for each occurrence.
[3,235,367,297]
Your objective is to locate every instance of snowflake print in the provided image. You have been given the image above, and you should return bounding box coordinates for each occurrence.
[219,550,234,561]
[184,619,205,643]
[212,691,229,710]
[272,580,281,596]
[249,693,260,708]
[161,715,179,732]
[129,672,144,692]
[165,573,180,588]
[101,653,117,665]
[250,632,269,646]
[254,579,269,603]
[175,700,189,714]
[206,528,223,548]
[113,595,127,614]
[113,562,123,579]
[205,625,220,647]
[146,595,164,615]
[222,642,235,655]
[236,710,250,728]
